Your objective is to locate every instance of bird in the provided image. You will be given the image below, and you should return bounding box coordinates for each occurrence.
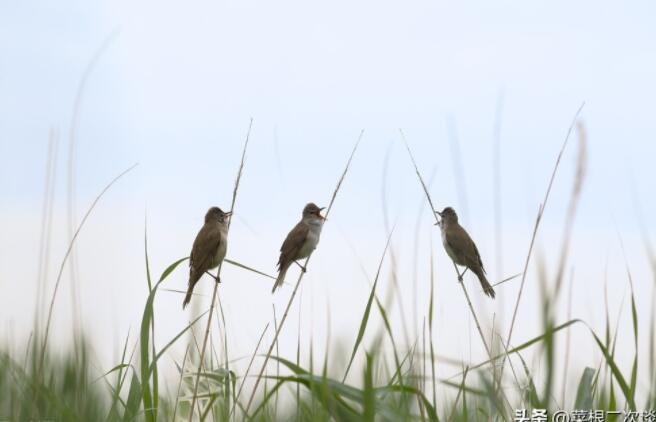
[183,207,232,309]
[436,206,495,298]
[272,202,325,293]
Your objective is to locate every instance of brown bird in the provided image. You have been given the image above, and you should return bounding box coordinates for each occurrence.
[183,207,232,309]
[272,203,325,293]
[436,207,495,298]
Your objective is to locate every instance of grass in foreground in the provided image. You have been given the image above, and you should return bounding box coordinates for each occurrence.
[2,232,655,421]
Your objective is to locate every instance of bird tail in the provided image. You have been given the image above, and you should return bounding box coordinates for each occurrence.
[272,264,289,293]
[183,272,200,309]
[182,290,193,309]
[473,268,496,299]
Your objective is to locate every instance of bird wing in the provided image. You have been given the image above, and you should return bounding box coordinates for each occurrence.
[190,223,222,277]
[445,224,484,272]
[470,238,486,274]
[278,221,309,270]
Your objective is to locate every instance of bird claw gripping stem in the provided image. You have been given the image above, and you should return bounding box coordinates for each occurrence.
[294,261,307,273]
[205,271,221,283]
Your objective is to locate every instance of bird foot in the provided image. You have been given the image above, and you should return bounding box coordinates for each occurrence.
[455,267,468,283]
[205,271,221,284]
[294,261,307,273]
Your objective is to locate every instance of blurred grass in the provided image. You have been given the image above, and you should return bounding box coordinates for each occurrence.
[3,223,655,421]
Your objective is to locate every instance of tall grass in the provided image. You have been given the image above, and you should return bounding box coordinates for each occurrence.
[243,129,363,416]
[188,118,253,420]
[3,114,656,422]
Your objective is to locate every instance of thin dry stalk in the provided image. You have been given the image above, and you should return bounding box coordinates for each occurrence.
[400,130,492,356]
[188,322,208,416]
[491,272,523,288]
[39,163,138,375]
[381,143,411,348]
[495,333,523,394]
[295,286,303,421]
[553,121,587,294]
[499,103,585,389]
[189,118,253,420]
[342,225,396,382]
[216,293,230,409]
[411,167,437,339]
[447,366,469,422]
[428,238,437,409]
[229,323,270,419]
[401,130,514,416]
[545,121,587,406]
[381,144,416,345]
[172,345,191,421]
[243,130,363,416]
[273,305,280,414]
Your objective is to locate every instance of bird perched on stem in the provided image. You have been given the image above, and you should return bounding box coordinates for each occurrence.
[436,206,495,298]
[183,207,232,309]
[272,203,325,293]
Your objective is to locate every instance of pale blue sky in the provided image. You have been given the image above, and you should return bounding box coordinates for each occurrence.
[1,0,656,398]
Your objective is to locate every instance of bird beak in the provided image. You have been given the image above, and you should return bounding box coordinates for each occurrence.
[224,212,233,217]
[318,207,326,220]
[435,210,442,217]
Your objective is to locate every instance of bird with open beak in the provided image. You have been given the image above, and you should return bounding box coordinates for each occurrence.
[183,207,232,308]
[272,202,325,293]
[436,206,495,298]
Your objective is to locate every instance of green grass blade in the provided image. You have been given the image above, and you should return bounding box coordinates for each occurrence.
[376,385,440,422]
[199,393,220,422]
[123,371,142,422]
[143,225,158,420]
[97,363,131,382]
[363,353,375,422]
[628,272,639,400]
[428,239,437,409]
[589,326,637,409]
[574,367,594,409]
[224,258,276,280]
[148,311,209,376]
[342,229,394,382]
[248,379,285,419]
[453,319,581,375]
[107,331,132,419]
[515,351,541,409]
[140,235,154,422]
[138,256,189,422]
